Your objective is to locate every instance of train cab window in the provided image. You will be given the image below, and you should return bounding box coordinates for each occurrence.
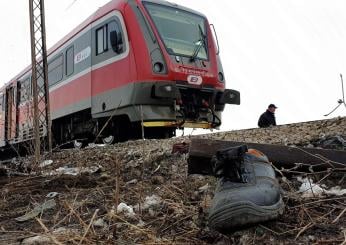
[66,46,74,76]
[108,20,124,54]
[48,54,64,86]
[96,25,108,55]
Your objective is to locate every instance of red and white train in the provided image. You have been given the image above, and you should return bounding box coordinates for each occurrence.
[0,0,239,148]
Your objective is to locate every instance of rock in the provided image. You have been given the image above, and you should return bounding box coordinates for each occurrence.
[22,235,51,245]
[93,218,107,228]
[142,195,162,210]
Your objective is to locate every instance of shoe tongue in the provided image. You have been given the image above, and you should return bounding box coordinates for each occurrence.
[211,145,248,182]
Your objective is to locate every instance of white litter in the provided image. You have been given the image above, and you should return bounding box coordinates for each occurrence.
[39,160,53,168]
[22,235,51,245]
[86,143,106,148]
[137,219,145,227]
[125,179,138,185]
[117,203,136,218]
[53,227,67,234]
[142,195,162,210]
[198,183,210,192]
[297,177,346,198]
[297,177,324,198]
[55,166,80,176]
[93,218,107,228]
[46,192,59,198]
[325,186,346,196]
[53,227,79,235]
[44,165,101,176]
[15,199,56,222]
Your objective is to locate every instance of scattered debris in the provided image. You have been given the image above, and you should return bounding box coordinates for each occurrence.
[297,177,326,198]
[15,199,56,222]
[93,218,107,228]
[0,117,344,244]
[327,186,346,196]
[39,159,53,168]
[142,195,162,210]
[117,203,136,218]
[86,143,107,148]
[314,135,346,150]
[297,177,346,198]
[43,165,101,176]
[46,192,59,198]
[198,183,210,192]
[22,235,52,245]
[125,179,138,185]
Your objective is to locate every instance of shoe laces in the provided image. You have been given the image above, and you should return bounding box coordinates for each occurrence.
[211,145,249,183]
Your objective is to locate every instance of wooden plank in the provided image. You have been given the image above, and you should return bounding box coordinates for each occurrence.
[188,138,346,175]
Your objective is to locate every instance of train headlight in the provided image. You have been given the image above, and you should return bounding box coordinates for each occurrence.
[152,83,176,99]
[153,62,164,73]
[218,72,224,82]
[163,85,172,92]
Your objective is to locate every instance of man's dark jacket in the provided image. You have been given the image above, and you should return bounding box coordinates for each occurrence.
[258,110,276,128]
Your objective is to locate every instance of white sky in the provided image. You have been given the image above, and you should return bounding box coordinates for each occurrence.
[1,0,346,131]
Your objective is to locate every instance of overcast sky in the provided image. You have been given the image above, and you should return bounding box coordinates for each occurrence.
[0,0,346,132]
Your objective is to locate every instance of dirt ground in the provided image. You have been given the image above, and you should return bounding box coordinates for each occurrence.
[0,118,345,244]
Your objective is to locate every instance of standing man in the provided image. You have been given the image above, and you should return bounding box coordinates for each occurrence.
[258,104,277,128]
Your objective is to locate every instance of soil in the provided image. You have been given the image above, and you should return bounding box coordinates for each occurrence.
[0,117,345,244]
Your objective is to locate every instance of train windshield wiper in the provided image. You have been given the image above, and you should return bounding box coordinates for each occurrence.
[190,24,206,62]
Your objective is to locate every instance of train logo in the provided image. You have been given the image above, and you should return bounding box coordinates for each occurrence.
[187,75,203,85]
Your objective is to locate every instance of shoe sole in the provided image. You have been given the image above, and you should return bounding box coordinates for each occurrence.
[208,197,285,231]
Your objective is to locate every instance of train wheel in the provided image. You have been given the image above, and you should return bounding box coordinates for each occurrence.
[102,135,115,145]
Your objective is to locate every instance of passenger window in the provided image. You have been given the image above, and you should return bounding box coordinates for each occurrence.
[66,46,74,76]
[96,25,108,55]
[48,55,63,86]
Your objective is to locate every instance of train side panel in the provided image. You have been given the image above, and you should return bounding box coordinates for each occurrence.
[0,91,5,147]
[49,26,92,120]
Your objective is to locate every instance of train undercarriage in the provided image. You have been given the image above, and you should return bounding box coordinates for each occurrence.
[51,109,176,148]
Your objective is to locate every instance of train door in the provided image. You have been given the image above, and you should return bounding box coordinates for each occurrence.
[5,85,17,141]
[91,13,129,116]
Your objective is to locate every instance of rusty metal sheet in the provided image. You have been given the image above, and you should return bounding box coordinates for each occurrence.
[188,139,346,175]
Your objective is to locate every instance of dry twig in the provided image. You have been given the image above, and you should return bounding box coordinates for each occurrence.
[36,218,64,245]
[78,209,99,245]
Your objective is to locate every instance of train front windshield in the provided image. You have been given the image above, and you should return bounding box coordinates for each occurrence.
[144,3,208,60]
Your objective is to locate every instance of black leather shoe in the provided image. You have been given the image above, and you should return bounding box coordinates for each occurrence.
[208,146,284,232]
